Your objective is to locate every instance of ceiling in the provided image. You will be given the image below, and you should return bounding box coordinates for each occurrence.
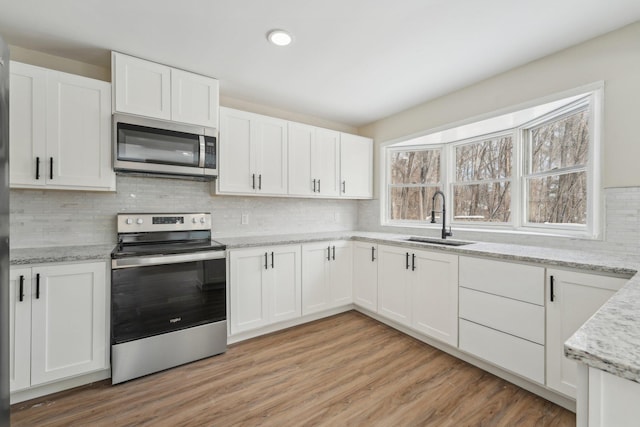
[0,1,639,128]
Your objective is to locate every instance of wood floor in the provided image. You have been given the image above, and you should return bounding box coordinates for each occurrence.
[11,311,575,426]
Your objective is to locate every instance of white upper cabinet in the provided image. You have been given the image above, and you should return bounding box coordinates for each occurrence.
[10,61,115,191]
[288,123,340,197]
[339,133,373,198]
[112,52,219,128]
[217,107,288,195]
[113,52,171,120]
[171,68,219,128]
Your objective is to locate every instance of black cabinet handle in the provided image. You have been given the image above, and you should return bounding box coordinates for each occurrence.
[19,275,25,302]
[36,273,40,299]
[412,253,416,271]
[317,179,321,192]
[252,174,256,189]
[371,246,376,262]
[271,251,274,268]
[35,157,40,180]
[258,174,262,190]
[342,180,346,193]
[312,179,317,193]
[405,253,410,270]
[327,246,331,261]
[264,252,268,270]
[332,246,336,260]
[49,157,53,180]
[550,275,555,302]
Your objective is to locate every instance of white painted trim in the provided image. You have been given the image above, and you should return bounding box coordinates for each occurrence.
[11,369,110,404]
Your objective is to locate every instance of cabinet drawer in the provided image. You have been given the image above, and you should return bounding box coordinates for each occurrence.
[459,256,544,305]
[459,319,544,384]
[459,287,544,345]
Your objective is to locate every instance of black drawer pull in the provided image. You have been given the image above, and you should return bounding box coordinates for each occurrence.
[19,275,25,302]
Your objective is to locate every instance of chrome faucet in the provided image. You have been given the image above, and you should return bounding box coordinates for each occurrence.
[431,190,453,239]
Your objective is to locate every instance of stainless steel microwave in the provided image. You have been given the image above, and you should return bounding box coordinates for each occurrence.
[113,114,217,179]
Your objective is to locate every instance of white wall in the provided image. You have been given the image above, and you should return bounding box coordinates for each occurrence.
[359,21,640,190]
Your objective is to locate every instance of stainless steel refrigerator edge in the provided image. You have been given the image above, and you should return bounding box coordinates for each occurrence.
[0,36,10,427]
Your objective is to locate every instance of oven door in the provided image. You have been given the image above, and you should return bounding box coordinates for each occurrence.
[111,251,226,345]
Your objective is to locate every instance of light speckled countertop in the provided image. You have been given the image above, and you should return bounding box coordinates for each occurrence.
[10,231,640,383]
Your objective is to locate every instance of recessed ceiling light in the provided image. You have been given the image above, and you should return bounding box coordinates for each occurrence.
[267,30,293,47]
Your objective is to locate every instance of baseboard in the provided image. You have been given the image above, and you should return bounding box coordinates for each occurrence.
[10,369,111,405]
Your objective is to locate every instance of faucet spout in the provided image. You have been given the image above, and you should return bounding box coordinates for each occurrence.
[431,190,453,240]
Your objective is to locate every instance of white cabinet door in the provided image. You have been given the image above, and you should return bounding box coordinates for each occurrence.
[218,108,254,194]
[313,129,340,197]
[302,242,331,315]
[171,68,218,128]
[113,52,171,120]
[353,242,378,312]
[329,241,353,307]
[30,262,107,386]
[9,268,32,392]
[229,247,269,334]
[411,249,458,347]
[9,62,47,187]
[254,117,288,195]
[218,108,288,196]
[340,133,372,198]
[46,72,114,190]
[546,269,626,398]
[288,122,314,196]
[10,61,114,191]
[377,245,411,327]
[269,246,302,323]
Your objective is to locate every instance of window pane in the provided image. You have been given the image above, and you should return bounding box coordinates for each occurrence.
[527,172,587,224]
[390,150,440,184]
[390,186,440,221]
[530,110,589,173]
[456,137,512,181]
[453,182,511,222]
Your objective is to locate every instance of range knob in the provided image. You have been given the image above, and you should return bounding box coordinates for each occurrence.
[200,217,206,224]
[125,218,133,225]
[136,218,144,225]
[192,217,198,224]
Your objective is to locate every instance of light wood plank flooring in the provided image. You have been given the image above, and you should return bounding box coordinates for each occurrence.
[11,311,575,426]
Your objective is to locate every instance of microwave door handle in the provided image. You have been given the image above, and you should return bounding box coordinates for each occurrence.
[198,136,206,168]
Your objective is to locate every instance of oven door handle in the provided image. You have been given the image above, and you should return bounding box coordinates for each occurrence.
[112,250,226,269]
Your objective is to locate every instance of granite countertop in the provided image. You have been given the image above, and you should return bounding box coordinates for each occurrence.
[10,244,115,265]
[11,231,640,384]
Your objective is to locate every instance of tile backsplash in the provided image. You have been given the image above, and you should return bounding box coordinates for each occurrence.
[9,177,640,255]
[9,175,358,248]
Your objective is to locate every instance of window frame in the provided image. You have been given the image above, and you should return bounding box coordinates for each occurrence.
[380,84,602,239]
[386,144,443,225]
[450,130,515,226]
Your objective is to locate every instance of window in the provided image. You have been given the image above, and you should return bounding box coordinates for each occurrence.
[453,134,513,223]
[382,85,601,238]
[525,107,589,226]
[389,148,441,221]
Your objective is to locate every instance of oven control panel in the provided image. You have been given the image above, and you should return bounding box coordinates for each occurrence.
[117,213,211,233]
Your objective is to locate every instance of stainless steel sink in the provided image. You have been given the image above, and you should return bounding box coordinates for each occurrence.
[405,236,473,246]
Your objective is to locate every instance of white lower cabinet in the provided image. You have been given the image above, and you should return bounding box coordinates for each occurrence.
[229,245,301,334]
[377,244,458,347]
[352,242,378,312]
[301,241,352,315]
[9,262,108,392]
[458,256,545,383]
[546,269,627,398]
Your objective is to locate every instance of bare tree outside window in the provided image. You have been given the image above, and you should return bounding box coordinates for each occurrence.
[389,149,440,220]
[526,109,589,224]
[453,136,512,222]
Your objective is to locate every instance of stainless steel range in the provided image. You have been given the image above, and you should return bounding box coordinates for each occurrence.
[110,213,227,384]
